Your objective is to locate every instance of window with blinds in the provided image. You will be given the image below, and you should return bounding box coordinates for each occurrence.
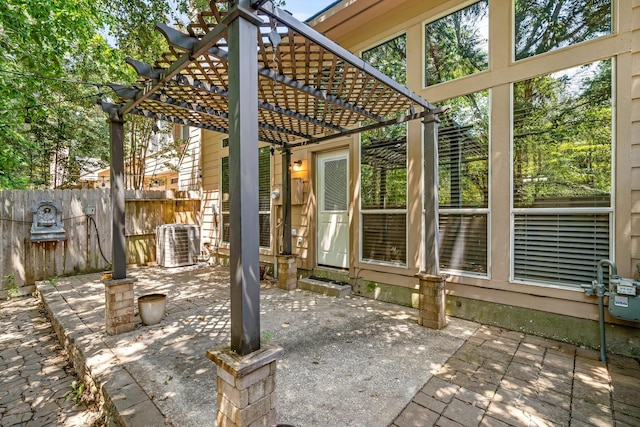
[438,90,489,275]
[512,59,612,288]
[323,158,347,211]
[513,213,610,287]
[221,146,271,248]
[361,35,407,266]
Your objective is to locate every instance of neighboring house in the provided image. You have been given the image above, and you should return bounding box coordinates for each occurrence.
[196,0,640,355]
[97,123,201,192]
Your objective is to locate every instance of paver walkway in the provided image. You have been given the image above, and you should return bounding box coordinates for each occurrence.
[0,296,101,426]
[6,265,640,427]
[392,324,640,427]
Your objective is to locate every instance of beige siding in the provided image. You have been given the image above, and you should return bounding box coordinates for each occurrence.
[178,125,202,192]
[632,3,640,269]
[201,130,222,247]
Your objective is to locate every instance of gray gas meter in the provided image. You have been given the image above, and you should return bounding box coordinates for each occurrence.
[608,275,640,322]
[581,260,640,362]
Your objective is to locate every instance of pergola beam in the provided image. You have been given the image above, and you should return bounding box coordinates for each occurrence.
[257,1,437,111]
[290,107,449,148]
[120,15,229,115]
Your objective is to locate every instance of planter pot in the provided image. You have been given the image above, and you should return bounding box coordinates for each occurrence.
[138,293,167,326]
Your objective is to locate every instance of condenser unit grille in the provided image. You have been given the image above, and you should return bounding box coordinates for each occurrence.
[156,224,200,267]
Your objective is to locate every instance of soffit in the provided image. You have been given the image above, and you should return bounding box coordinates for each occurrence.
[104,0,437,149]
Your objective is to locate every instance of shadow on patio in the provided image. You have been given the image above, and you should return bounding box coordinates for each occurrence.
[36,265,477,426]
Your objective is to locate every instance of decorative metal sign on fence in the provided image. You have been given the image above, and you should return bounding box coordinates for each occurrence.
[30,200,66,242]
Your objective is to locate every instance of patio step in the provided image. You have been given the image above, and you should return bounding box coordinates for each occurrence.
[297,277,351,297]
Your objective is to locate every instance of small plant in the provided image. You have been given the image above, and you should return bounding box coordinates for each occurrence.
[65,380,86,405]
[4,275,18,300]
[366,281,378,293]
[261,329,275,343]
[48,276,59,285]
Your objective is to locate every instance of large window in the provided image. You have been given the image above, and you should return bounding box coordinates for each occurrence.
[512,59,613,287]
[221,146,271,248]
[425,0,488,86]
[361,35,407,265]
[438,90,490,275]
[515,0,612,61]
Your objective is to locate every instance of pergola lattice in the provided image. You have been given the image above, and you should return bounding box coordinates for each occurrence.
[101,0,443,355]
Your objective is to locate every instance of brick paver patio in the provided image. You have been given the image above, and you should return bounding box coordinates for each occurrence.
[392,325,640,427]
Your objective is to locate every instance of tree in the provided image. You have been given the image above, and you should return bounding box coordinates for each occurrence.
[0,0,206,189]
[515,0,612,60]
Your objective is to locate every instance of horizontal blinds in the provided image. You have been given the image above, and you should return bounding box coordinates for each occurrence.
[221,148,271,249]
[362,213,406,264]
[439,213,488,274]
[513,213,610,287]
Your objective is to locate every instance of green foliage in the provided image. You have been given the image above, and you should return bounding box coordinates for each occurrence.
[261,329,274,343]
[0,0,200,189]
[64,380,86,405]
[3,275,18,300]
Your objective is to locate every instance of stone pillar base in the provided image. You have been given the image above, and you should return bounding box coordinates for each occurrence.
[277,255,297,291]
[103,277,137,335]
[207,344,284,427]
[416,273,448,330]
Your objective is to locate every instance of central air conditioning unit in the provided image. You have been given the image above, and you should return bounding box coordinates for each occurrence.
[156,223,200,268]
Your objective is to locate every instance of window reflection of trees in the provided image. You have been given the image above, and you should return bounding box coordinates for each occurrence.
[361,35,408,265]
[437,91,490,275]
[424,0,489,86]
[515,0,612,60]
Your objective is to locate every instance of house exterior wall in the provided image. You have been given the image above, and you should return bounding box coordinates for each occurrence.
[198,0,640,355]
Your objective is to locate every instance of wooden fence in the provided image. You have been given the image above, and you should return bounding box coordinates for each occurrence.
[0,189,200,290]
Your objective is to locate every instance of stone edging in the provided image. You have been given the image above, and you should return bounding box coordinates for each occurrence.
[35,282,166,426]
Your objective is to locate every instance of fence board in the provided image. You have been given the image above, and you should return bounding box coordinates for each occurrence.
[0,189,199,290]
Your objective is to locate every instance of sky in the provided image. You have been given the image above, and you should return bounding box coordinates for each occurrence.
[280,0,339,22]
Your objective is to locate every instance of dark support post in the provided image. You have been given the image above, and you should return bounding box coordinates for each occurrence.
[109,109,127,280]
[228,0,260,356]
[281,148,292,255]
[423,114,440,276]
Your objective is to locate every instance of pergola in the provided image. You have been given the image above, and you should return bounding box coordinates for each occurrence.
[101,0,443,356]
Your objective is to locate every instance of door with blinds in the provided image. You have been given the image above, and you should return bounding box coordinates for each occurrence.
[317,150,349,268]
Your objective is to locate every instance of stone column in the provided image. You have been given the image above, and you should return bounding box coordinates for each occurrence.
[207,345,284,427]
[277,255,297,291]
[416,273,448,330]
[104,277,137,335]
